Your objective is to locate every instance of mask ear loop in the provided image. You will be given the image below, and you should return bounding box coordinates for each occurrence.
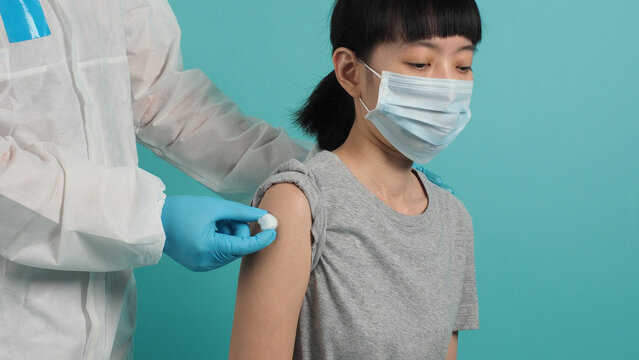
[359,60,383,79]
[357,60,382,113]
[358,97,371,113]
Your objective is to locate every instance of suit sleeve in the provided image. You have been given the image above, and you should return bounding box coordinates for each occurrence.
[0,137,166,271]
[125,0,308,204]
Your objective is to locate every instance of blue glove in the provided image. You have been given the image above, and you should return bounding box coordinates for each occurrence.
[413,166,455,195]
[161,196,276,272]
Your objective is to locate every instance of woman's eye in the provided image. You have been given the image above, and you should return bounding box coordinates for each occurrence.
[409,63,430,70]
[458,66,473,73]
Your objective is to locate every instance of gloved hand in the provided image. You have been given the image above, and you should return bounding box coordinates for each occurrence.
[161,195,276,272]
[414,166,455,195]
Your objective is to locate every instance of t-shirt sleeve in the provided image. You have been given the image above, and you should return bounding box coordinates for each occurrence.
[251,159,327,271]
[454,215,480,331]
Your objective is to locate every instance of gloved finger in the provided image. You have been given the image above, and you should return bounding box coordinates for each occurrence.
[214,199,268,223]
[440,183,455,195]
[216,220,234,235]
[223,230,277,258]
[228,220,251,238]
[421,168,443,186]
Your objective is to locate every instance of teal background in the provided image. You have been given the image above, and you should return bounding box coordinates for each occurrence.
[133,0,639,359]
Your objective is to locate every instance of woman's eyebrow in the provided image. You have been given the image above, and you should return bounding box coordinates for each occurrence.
[412,41,476,53]
[415,40,440,50]
[457,45,477,53]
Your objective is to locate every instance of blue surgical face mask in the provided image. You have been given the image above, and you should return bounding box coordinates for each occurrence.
[359,61,473,164]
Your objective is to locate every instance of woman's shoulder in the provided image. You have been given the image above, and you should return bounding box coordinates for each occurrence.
[251,151,340,219]
[420,175,473,229]
[252,151,336,204]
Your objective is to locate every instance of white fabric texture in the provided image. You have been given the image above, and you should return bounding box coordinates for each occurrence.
[0,0,307,359]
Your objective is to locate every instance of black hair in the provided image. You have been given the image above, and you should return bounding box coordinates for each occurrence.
[296,0,483,151]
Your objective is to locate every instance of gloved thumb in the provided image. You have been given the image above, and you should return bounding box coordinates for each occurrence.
[230,230,277,257]
[214,199,268,223]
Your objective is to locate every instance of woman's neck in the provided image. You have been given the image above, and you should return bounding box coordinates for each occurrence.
[333,121,429,216]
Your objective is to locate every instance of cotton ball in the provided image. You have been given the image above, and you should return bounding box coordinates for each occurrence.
[258,214,278,230]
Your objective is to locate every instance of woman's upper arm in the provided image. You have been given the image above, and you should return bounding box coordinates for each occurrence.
[446,331,459,360]
[229,183,313,359]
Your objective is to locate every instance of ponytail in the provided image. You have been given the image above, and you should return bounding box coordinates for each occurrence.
[295,71,355,151]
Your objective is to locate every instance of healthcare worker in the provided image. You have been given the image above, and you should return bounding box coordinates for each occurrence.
[0,0,309,359]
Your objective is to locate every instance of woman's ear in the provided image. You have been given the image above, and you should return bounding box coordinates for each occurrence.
[333,47,361,99]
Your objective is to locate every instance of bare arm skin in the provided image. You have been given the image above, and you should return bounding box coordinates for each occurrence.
[229,183,313,359]
[446,331,459,360]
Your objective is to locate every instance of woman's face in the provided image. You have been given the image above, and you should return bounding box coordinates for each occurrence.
[355,36,476,160]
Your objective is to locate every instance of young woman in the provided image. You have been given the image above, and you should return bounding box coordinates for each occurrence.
[230,0,482,359]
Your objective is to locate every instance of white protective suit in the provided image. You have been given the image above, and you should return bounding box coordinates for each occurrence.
[0,0,307,359]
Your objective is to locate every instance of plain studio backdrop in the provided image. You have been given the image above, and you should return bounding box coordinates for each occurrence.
[133,1,639,358]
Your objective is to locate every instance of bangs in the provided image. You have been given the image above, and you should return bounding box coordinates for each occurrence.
[384,0,481,44]
[362,0,482,48]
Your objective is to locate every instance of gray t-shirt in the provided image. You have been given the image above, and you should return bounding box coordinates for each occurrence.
[252,151,479,360]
